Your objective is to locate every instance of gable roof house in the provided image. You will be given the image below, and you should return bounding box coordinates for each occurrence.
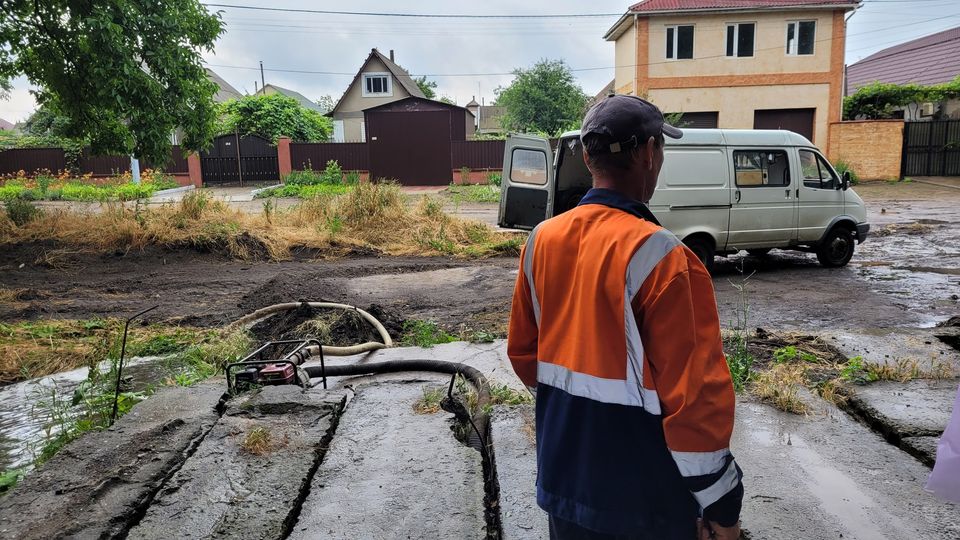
[328,48,427,142]
[464,97,507,136]
[258,83,324,112]
[605,0,860,145]
[846,25,960,121]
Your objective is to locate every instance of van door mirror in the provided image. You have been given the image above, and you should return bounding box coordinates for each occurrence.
[841,171,850,191]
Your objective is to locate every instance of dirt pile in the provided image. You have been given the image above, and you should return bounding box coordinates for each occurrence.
[249,303,405,347]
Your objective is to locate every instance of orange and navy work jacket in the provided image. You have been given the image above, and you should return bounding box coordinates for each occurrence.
[508,188,743,535]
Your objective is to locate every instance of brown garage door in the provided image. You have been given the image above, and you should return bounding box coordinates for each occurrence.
[753,108,816,142]
[367,110,452,185]
[669,111,719,128]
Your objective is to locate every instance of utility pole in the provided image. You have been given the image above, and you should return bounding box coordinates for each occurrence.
[130,156,141,184]
[260,61,265,90]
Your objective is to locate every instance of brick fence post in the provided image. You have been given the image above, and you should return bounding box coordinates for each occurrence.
[187,153,202,188]
[277,137,292,181]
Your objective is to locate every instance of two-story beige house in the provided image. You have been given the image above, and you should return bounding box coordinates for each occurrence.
[605,0,859,146]
[328,48,426,142]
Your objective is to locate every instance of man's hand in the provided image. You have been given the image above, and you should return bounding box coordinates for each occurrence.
[697,519,740,540]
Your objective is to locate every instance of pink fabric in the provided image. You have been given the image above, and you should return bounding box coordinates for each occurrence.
[926,383,960,503]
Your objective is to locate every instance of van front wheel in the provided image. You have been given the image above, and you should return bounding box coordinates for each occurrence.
[684,237,715,274]
[816,227,855,267]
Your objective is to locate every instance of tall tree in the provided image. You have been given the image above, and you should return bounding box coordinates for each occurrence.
[218,94,332,142]
[0,0,223,163]
[414,76,438,99]
[495,59,588,135]
[316,94,337,114]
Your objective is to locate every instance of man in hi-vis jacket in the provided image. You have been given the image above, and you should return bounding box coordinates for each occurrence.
[508,95,743,540]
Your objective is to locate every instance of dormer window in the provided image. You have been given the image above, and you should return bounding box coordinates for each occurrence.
[362,72,392,97]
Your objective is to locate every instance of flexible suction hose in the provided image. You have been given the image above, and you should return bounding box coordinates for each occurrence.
[229,302,393,356]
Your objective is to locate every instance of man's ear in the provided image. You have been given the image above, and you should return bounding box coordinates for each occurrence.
[640,136,656,170]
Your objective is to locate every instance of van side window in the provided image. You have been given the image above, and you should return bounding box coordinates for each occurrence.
[734,150,790,187]
[800,150,838,190]
[510,148,548,185]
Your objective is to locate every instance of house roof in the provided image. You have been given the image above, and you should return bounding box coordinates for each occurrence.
[465,97,480,108]
[0,118,15,131]
[261,84,323,112]
[362,96,471,114]
[605,0,860,40]
[330,48,426,115]
[205,68,243,103]
[846,25,960,94]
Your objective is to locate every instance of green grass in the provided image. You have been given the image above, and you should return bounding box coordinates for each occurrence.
[255,183,353,199]
[446,184,502,203]
[400,320,457,347]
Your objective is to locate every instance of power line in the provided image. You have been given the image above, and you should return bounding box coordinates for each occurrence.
[206,9,960,78]
[203,3,620,19]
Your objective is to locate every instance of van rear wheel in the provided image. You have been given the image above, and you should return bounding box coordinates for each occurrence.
[684,237,715,274]
[816,227,855,268]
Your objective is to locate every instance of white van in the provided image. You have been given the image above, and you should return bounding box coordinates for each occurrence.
[498,129,870,271]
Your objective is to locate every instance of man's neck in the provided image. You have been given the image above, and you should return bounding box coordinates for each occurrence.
[592,177,646,203]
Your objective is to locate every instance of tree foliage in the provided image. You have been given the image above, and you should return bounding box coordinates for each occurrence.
[495,59,588,136]
[0,0,223,163]
[217,94,333,142]
[843,77,960,120]
[414,76,438,99]
[316,94,337,114]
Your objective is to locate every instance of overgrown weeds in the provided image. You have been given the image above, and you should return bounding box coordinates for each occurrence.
[1,183,523,260]
[446,183,502,203]
[724,267,755,392]
[752,363,809,415]
[240,426,287,455]
[400,320,457,347]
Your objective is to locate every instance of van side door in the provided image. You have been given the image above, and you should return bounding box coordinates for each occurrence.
[726,149,798,249]
[498,134,554,230]
[796,149,845,242]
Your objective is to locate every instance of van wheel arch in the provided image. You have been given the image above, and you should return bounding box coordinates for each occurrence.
[682,233,717,274]
[816,222,856,268]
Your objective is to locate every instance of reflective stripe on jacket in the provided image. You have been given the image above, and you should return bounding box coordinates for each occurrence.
[507,188,743,536]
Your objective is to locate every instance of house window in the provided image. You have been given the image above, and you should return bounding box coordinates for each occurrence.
[362,72,392,97]
[726,23,755,57]
[787,21,816,55]
[666,25,694,60]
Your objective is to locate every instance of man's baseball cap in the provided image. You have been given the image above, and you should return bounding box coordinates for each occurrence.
[581,94,682,154]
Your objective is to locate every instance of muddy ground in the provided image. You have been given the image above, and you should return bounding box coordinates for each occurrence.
[1,181,957,338]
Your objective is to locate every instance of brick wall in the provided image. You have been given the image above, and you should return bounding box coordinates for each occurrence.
[827,120,904,181]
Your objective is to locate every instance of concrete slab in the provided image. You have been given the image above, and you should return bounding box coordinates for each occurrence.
[290,381,487,539]
[734,398,960,540]
[128,386,345,540]
[0,383,224,540]
[902,436,941,467]
[490,405,547,540]
[844,379,957,437]
[824,328,960,371]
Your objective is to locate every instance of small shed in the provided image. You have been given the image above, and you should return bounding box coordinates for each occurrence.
[364,97,476,185]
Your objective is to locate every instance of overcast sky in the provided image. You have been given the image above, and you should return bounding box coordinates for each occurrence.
[2,0,959,122]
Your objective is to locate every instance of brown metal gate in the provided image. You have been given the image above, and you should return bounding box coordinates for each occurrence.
[201,134,279,185]
[753,108,816,143]
[367,110,452,185]
[902,120,960,177]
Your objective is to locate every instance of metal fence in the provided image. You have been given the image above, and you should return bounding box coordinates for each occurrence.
[0,147,67,176]
[0,146,190,177]
[291,142,369,171]
[902,120,960,177]
[451,140,505,169]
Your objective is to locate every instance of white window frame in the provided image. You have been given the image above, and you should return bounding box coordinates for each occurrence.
[361,72,393,97]
[665,24,695,60]
[725,22,756,58]
[786,20,817,56]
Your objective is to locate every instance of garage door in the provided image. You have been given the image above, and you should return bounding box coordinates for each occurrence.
[754,108,815,142]
[669,111,719,128]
